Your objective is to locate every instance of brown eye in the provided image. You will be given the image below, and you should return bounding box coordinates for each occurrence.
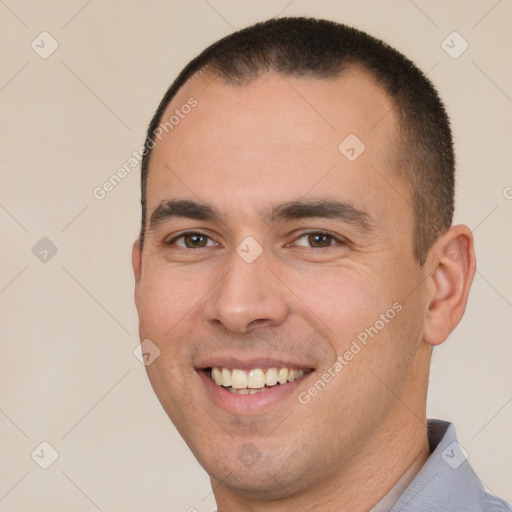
[169,232,216,248]
[307,233,334,248]
[293,232,339,248]
[183,233,208,248]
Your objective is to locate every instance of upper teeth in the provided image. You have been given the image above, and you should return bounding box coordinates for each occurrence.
[210,367,305,389]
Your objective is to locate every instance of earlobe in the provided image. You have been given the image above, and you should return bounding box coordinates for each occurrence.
[422,225,476,346]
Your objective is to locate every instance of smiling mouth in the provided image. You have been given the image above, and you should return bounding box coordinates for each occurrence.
[208,366,311,394]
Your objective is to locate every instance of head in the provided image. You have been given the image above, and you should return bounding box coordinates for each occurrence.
[139,17,455,264]
[133,17,475,506]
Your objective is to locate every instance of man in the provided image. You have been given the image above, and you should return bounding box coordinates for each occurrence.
[132,17,511,511]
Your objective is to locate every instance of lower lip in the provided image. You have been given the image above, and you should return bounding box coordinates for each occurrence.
[198,370,312,414]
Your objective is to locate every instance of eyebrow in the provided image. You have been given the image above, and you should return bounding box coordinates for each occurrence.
[149,199,222,230]
[148,198,374,232]
[264,199,374,231]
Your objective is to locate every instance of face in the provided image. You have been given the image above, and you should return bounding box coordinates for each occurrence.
[133,70,433,499]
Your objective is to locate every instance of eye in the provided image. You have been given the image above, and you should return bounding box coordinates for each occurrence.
[168,232,217,249]
[293,232,342,248]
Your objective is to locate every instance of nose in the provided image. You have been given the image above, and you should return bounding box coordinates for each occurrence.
[203,251,290,334]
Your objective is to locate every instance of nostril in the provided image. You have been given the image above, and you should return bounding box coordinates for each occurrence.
[247,318,272,330]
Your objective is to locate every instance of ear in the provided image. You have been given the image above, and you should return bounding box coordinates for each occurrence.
[132,238,142,306]
[422,225,476,346]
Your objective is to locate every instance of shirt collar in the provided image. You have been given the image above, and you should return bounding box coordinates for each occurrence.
[369,446,427,512]
[389,419,491,511]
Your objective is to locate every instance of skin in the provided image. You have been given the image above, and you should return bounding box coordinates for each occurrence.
[132,69,475,511]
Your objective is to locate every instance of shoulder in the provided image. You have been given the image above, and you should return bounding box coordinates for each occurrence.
[482,492,512,512]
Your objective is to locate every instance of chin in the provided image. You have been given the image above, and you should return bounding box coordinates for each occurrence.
[199,444,314,501]
[210,466,296,499]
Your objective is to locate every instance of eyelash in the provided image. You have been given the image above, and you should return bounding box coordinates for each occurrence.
[166,231,217,248]
[166,231,346,249]
[291,231,345,248]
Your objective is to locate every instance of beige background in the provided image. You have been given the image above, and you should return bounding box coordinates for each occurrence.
[1,1,511,510]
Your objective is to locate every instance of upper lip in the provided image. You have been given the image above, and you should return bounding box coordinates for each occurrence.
[196,356,315,371]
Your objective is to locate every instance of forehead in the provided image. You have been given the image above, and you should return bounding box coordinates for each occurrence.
[162,67,396,150]
[146,69,408,224]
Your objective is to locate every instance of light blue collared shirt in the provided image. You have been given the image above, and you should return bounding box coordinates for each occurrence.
[390,419,511,511]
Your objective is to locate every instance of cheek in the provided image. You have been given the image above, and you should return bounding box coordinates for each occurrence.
[137,265,202,338]
[136,269,207,385]
[288,267,385,350]
[288,261,423,375]
[137,268,204,416]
